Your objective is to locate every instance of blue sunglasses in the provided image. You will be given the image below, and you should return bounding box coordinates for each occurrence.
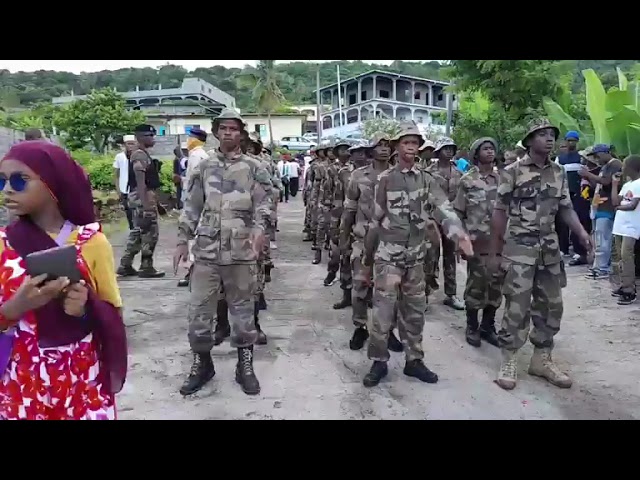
[0,173,29,192]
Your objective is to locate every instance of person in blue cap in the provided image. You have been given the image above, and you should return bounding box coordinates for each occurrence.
[556,130,591,265]
[579,144,623,279]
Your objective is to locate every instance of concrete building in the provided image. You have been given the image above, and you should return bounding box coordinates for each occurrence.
[243,113,307,144]
[316,69,455,138]
[289,104,331,134]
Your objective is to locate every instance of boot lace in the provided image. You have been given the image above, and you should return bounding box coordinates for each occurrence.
[241,349,254,375]
[540,352,564,376]
[501,358,517,379]
[189,354,201,376]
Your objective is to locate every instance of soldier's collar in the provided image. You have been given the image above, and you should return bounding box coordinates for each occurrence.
[395,161,421,174]
[520,153,552,168]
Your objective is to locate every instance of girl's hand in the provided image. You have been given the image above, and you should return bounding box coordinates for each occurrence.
[62,280,89,317]
[2,274,70,321]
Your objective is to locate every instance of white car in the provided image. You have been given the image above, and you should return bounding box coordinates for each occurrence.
[279,136,317,152]
[303,132,318,142]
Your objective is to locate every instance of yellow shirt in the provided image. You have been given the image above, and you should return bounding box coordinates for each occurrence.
[0,228,123,309]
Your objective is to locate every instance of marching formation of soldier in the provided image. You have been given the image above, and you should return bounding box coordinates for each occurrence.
[303,118,593,391]
[165,108,593,397]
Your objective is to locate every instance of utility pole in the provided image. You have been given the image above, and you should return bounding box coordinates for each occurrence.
[337,64,343,136]
[316,65,322,140]
[445,84,454,137]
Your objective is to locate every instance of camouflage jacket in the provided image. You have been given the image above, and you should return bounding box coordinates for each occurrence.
[453,165,500,254]
[313,159,331,207]
[425,160,463,202]
[344,163,385,242]
[365,160,465,266]
[322,159,349,208]
[494,154,572,266]
[178,149,273,265]
[334,162,354,210]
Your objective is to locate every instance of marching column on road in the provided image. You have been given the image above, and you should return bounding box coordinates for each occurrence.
[360,122,474,388]
[453,137,503,348]
[315,143,335,264]
[174,108,273,397]
[425,137,465,310]
[302,147,318,242]
[489,118,593,391]
[117,124,165,279]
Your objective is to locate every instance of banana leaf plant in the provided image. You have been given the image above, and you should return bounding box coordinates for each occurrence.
[543,68,640,157]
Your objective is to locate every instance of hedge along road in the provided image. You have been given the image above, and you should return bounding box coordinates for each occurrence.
[112,195,640,420]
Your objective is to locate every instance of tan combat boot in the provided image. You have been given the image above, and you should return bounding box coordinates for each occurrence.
[496,349,518,390]
[528,347,572,388]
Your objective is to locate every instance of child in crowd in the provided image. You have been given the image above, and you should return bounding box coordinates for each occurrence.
[611,155,640,305]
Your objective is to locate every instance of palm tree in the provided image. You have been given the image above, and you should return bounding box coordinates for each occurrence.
[237,60,286,148]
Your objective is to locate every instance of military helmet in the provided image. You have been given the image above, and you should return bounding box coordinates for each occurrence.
[521,118,559,147]
[390,121,425,148]
[470,137,498,159]
[212,108,247,135]
[433,136,457,154]
[368,131,391,149]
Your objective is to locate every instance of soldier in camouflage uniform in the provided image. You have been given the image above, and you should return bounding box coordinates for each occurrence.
[420,140,441,310]
[117,124,165,278]
[425,137,465,310]
[342,133,403,352]
[314,141,335,264]
[310,144,329,263]
[332,140,371,310]
[303,147,317,241]
[174,109,272,397]
[453,137,503,348]
[490,118,592,391]
[362,122,473,387]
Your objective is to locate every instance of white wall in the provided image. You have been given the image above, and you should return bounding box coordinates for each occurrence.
[244,116,303,143]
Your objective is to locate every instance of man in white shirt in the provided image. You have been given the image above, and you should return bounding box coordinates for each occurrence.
[113,134,138,230]
[289,156,301,197]
[277,154,292,202]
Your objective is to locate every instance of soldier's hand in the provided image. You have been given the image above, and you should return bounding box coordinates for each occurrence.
[579,232,594,263]
[457,234,474,258]
[173,244,189,275]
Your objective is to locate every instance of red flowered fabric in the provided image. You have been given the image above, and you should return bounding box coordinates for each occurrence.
[0,223,116,420]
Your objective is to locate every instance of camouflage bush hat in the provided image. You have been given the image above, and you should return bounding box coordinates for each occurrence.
[579,146,598,165]
[470,137,498,159]
[248,131,262,146]
[419,139,435,152]
[522,118,560,147]
[390,122,425,148]
[348,139,369,152]
[368,132,391,148]
[212,108,247,136]
[333,138,352,150]
[433,136,457,154]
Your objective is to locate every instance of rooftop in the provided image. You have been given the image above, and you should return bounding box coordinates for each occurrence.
[315,69,449,92]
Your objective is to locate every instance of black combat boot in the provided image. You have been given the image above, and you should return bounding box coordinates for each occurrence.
[479,306,500,347]
[324,271,337,287]
[179,352,215,396]
[465,309,481,347]
[349,326,369,350]
[303,232,313,242]
[177,265,192,288]
[312,249,322,265]
[213,299,231,346]
[264,264,273,283]
[117,265,138,277]
[137,257,166,278]
[255,302,267,345]
[235,346,261,395]
[257,292,268,311]
[403,360,439,383]
[333,288,352,309]
[388,330,403,352]
[363,361,388,387]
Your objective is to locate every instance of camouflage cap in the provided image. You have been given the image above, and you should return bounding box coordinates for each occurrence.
[348,139,369,152]
[212,108,247,135]
[390,121,425,147]
[248,131,262,145]
[368,131,391,148]
[579,146,598,164]
[433,136,457,153]
[470,137,498,159]
[419,139,435,151]
[522,118,560,146]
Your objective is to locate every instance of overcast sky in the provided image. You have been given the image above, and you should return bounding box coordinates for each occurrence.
[0,60,433,74]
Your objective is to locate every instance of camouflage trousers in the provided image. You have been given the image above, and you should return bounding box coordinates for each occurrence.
[368,262,426,362]
[464,254,504,310]
[611,235,637,293]
[439,228,458,297]
[188,261,258,352]
[351,242,371,326]
[423,220,441,296]
[498,261,566,352]
[267,192,279,241]
[303,193,313,233]
[120,192,159,269]
[329,242,352,290]
[316,204,332,248]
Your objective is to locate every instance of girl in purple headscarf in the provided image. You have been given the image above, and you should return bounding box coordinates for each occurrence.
[0,141,127,420]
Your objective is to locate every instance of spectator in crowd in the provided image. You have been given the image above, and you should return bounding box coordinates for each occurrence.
[289,155,300,197]
[172,145,188,210]
[278,154,292,202]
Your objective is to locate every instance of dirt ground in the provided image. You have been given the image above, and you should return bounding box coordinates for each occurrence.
[113,196,640,420]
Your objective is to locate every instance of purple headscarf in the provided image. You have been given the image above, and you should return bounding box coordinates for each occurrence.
[2,141,127,394]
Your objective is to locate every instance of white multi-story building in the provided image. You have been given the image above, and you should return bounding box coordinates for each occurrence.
[316,69,455,138]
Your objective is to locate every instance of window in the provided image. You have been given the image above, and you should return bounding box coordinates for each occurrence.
[414,91,421,100]
[361,91,368,101]
[349,93,356,105]
[157,126,166,136]
[255,124,265,133]
[380,89,390,99]
[416,116,424,123]
[438,94,444,101]
[184,125,201,135]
